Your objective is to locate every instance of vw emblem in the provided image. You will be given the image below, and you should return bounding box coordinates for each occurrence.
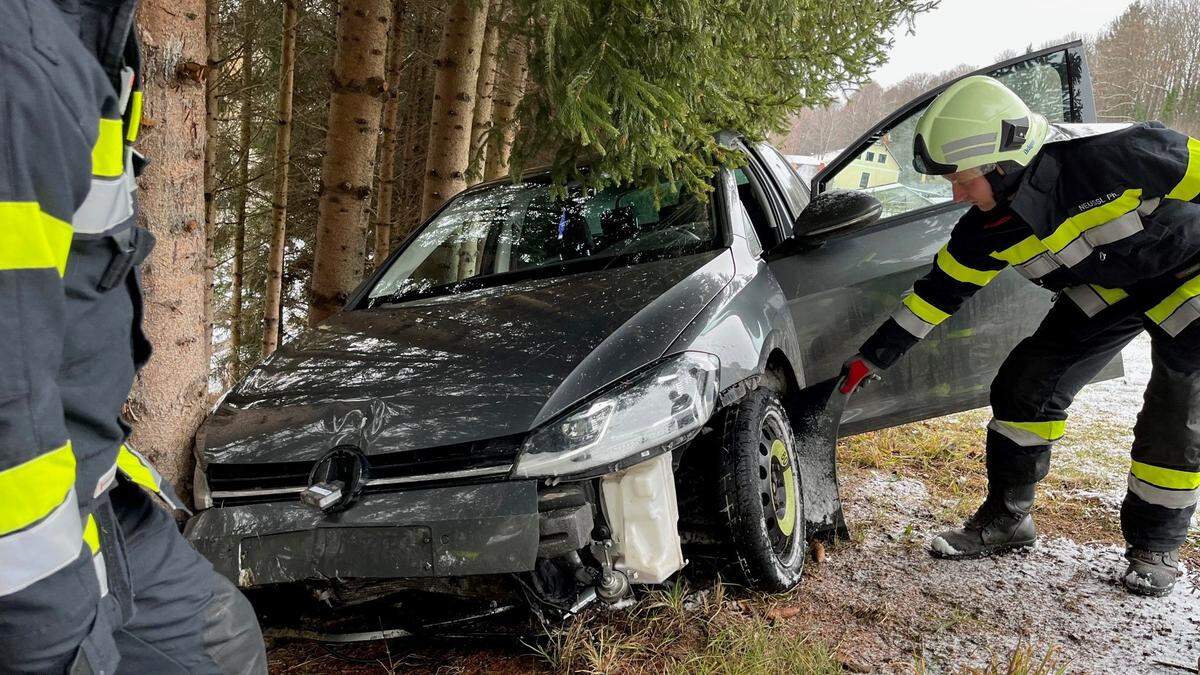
[301,446,367,512]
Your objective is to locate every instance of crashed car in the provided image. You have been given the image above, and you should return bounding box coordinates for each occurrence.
[186,42,1111,627]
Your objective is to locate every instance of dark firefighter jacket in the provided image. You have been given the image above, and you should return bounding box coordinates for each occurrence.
[860,122,1200,368]
[0,0,181,618]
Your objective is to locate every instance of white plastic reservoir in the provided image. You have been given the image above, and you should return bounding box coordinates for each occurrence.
[600,452,684,584]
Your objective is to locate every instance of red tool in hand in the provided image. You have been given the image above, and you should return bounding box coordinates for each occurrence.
[839,354,881,394]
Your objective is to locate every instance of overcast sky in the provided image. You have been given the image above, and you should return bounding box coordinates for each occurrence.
[871,0,1136,86]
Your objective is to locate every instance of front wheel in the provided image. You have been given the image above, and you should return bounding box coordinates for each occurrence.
[718,388,806,592]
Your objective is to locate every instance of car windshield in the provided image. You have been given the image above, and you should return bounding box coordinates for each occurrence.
[366,179,720,305]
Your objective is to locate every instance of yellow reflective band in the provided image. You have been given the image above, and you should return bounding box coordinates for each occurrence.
[0,202,74,276]
[937,246,1000,286]
[1041,189,1143,253]
[92,118,124,178]
[0,443,76,537]
[117,445,159,492]
[83,514,99,555]
[903,292,950,326]
[1000,419,1066,442]
[990,235,1048,265]
[1166,137,1200,202]
[1091,285,1128,305]
[1147,272,1200,324]
[126,91,143,143]
[1131,461,1200,490]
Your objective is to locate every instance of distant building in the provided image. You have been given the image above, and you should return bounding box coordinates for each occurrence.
[827,140,901,191]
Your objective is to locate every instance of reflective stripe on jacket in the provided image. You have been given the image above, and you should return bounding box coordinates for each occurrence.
[861,122,1200,367]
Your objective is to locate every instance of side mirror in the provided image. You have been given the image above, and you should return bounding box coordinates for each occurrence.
[768,190,882,257]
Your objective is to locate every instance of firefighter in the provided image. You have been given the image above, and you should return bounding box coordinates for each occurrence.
[0,0,267,671]
[842,75,1200,597]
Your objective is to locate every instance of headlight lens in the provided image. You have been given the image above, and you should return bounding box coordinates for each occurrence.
[513,352,719,478]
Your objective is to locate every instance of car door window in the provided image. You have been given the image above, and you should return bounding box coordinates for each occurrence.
[822,48,1075,221]
[732,167,783,248]
[751,142,811,219]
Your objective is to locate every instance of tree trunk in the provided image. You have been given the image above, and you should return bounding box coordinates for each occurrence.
[393,2,437,243]
[230,6,254,379]
[483,33,527,181]
[420,0,488,218]
[202,0,219,369]
[129,0,210,490]
[262,0,299,357]
[372,0,408,264]
[309,0,393,325]
[469,0,502,181]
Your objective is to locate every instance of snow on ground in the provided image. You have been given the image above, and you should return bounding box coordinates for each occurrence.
[806,334,1200,672]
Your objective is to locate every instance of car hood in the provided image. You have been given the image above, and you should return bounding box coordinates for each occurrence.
[203,250,734,464]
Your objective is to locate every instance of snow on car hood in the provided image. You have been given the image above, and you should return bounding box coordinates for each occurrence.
[202,250,734,464]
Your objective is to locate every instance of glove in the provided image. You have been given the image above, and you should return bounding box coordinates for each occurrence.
[839,354,882,394]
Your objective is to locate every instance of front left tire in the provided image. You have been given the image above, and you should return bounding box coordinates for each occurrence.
[717,388,806,592]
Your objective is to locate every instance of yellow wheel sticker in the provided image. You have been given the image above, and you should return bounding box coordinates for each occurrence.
[770,439,797,537]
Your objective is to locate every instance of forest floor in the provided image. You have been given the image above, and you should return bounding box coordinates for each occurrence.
[268,334,1200,673]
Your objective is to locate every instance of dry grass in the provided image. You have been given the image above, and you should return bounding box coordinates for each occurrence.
[839,410,1199,564]
[914,641,1069,675]
[532,581,844,674]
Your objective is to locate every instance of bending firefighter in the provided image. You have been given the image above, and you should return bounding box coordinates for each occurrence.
[0,0,266,671]
[844,76,1200,596]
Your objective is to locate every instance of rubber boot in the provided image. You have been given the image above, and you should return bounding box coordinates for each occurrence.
[930,483,1037,559]
[1122,547,1182,597]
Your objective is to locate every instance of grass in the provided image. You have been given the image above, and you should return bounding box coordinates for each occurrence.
[531,581,844,674]
[839,408,1200,564]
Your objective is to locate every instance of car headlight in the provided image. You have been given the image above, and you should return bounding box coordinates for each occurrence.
[513,352,720,478]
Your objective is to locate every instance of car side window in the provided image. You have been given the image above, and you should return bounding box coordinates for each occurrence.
[732,167,781,248]
[824,49,1074,221]
[752,142,811,218]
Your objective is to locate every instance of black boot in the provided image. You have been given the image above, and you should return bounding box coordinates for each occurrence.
[1122,547,1183,597]
[930,483,1037,559]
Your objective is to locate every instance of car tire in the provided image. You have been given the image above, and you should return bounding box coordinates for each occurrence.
[718,387,806,592]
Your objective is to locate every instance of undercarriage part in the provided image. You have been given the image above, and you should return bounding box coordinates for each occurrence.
[596,569,630,604]
[599,453,685,584]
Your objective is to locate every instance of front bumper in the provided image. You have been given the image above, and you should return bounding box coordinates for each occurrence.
[185,481,543,587]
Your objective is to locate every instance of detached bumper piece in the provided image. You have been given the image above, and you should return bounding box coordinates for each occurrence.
[185,482,540,586]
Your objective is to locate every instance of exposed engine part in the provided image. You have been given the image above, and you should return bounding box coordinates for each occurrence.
[597,569,630,604]
[600,453,684,584]
[589,540,632,605]
[538,504,594,558]
[568,588,598,615]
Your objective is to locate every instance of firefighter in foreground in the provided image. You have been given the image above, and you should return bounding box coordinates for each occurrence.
[843,75,1200,597]
[0,0,266,671]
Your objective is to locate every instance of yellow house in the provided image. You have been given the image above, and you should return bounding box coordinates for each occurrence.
[828,141,901,190]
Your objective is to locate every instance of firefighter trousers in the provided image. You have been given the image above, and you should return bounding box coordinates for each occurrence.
[2,482,266,674]
[986,294,1200,552]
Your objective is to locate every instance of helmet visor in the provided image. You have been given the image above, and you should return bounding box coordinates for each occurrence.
[944,163,997,186]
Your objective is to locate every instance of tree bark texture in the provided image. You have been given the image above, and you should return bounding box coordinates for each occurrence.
[393,1,437,243]
[372,0,408,264]
[469,0,502,181]
[262,0,299,357]
[309,0,393,325]
[483,33,527,181]
[202,0,220,368]
[229,4,256,380]
[129,0,211,490]
[420,0,487,219]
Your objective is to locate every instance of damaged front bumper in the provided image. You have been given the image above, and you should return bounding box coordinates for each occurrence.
[185,480,592,587]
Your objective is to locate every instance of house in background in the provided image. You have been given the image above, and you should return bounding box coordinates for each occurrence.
[826,140,901,190]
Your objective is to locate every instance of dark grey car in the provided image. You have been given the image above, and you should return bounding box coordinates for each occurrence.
[186,43,1108,626]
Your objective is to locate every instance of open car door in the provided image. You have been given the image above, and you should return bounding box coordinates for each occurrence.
[766,41,1109,434]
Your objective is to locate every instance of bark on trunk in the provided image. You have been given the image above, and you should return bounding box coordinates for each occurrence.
[372,0,408,264]
[393,2,437,243]
[469,0,502,181]
[484,33,527,181]
[129,1,210,490]
[202,0,219,367]
[230,8,254,379]
[309,0,393,325]
[420,0,488,219]
[262,0,299,357]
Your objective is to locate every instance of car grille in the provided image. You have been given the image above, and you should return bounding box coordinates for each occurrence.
[206,435,524,507]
